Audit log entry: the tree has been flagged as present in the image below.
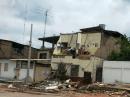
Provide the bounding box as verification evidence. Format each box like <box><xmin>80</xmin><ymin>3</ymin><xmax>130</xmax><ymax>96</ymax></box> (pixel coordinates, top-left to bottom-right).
<box><xmin>108</xmin><ymin>35</ymin><xmax>130</xmax><ymax>61</ymax></box>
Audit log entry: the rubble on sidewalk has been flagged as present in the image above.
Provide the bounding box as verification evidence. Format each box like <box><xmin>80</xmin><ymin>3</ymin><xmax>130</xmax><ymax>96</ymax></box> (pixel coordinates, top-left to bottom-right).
<box><xmin>78</xmin><ymin>82</ymin><xmax>130</xmax><ymax>97</ymax></box>
<box><xmin>28</xmin><ymin>79</ymin><xmax>77</xmax><ymax>93</ymax></box>
<box><xmin>1</xmin><ymin>78</ymin><xmax>130</xmax><ymax>97</ymax></box>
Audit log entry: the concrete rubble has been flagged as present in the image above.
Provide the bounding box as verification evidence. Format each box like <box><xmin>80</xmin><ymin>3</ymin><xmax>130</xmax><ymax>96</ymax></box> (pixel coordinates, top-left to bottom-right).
<box><xmin>78</xmin><ymin>82</ymin><xmax>130</xmax><ymax>97</ymax></box>
<box><xmin>1</xmin><ymin>79</ymin><xmax>130</xmax><ymax>97</ymax></box>
<box><xmin>28</xmin><ymin>79</ymin><xmax>77</xmax><ymax>93</ymax></box>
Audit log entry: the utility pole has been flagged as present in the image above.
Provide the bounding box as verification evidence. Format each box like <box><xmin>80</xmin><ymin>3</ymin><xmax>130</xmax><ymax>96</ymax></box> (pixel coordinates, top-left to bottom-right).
<box><xmin>26</xmin><ymin>24</ymin><xmax>33</xmax><ymax>83</ymax></box>
<box><xmin>42</xmin><ymin>10</ymin><xmax>48</xmax><ymax>48</ymax></box>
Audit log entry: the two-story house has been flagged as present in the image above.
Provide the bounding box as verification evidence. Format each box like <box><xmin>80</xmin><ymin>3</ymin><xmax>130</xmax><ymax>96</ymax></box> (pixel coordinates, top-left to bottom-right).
<box><xmin>51</xmin><ymin>24</ymin><xmax>122</xmax><ymax>83</ymax></box>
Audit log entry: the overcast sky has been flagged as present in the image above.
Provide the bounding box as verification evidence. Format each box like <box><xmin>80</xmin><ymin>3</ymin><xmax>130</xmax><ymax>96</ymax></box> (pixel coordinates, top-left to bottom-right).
<box><xmin>0</xmin><ymin>0</ymin><xmax>130</xmax><ymax>48</ymax></box>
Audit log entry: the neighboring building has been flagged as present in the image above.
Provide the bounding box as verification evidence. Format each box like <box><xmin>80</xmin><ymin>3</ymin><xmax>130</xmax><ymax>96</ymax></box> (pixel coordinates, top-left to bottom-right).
<box><xmin>0</xmin><ymin>39</ymin><xmax>37</xmax><ymax>59</ymax></box>
<box><xmin>0</xmin><ymin>39</ymin><xmax>54</xmax><ymax>82</ymax></box>
<box><xmin>0</xmin><ymin>37</ymin><xmax>59</xmax><ymax>82</ymax></box>
<box><xmin>51</xmin><ymin>24</ymin><xmax>122</xmax><ymax>82</ymax></box>
<box><xmin>0</xmin><ymin>39</ymin><xmax>37</xmax><ymax>81</ymax></box>
<box><xmin>34</xmin><ymin>36</ymin><xmax>59</xmax><ymax>82</ymax></box>
<box><xmin>103</xmin><ymin>61</ymin><xmax>130</xmax><ymax>84</ymax></box>
<box><xmin>34</xmin><ymin>48</ymin><xmax>53</xmax><ymax>82</ymax></box>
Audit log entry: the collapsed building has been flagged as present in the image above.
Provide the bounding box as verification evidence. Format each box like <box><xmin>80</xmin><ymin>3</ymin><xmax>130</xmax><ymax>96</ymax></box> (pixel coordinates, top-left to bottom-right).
<box><xmin>50</xmin><ymin>24</ymin><xmax>122</xmax><ymax>83</ymax></box>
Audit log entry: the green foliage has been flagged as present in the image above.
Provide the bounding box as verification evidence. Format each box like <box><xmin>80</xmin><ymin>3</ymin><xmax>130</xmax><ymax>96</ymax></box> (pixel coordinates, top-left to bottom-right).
<box><xmin>55</xmin><ymin>63</ymin><xmax>68</xmax><ymax>81</ymax></box>
<box><xmin>108</xmin><ymin>35</ymin><xmax>130</xmax><ymax>61</ymax></box>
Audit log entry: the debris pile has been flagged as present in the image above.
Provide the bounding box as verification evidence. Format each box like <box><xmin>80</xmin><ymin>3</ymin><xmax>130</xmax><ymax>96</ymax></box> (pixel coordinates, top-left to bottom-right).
<box><xmin>28</xmin><ymin>79</ymin><xmax>77</xmax><ymax>93</ymax></box>
<box><xmin>78</xmin><ymin>82</ymin><xmax>130</xmax><ymax>97</ymax></box>
<box><xmin>1</xmin><ymin>79</ymin><xmax>130</xmax><ymax>97</ymax></box>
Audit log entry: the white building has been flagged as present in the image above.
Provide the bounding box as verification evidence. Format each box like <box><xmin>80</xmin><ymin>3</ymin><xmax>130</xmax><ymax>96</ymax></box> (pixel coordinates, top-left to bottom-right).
<box><xmin>0</xmin><ymin>59</ymin><xmax>35</xmax><ymax>81</ymax></box>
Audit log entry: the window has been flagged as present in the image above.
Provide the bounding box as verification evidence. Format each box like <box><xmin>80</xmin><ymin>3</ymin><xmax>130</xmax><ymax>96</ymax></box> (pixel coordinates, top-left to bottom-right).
<box><xmin>21</xmin><ymin>61</ymin><xmax>27</xmax><ymax>69</ymax></box>
<box><xmin>39</xmin><ymin>53</ymin><xmax>47</xmax><ymax>59</ymax></box>
<box><xmin>4</xmin><ymin>63</ymin><xmax>8</xmax><ymax>71</ymax></box>
<box><xmin>71</xmin><ymin>65</ymin><xmax>79</xmax><ymax>77</ymax></box>
<box><xmin>16</xmin><ymin>61</ymin><xmax>21</xmax><ymax>69</ymax></box>
<box><xmin>21</xmin><ymin>61</ymin><xmax>34</xmax><ymax>69</ymax></box>
<box><xmin>61</xmin><ymin>42</ymin><xmax>68</xmax><ymax>48</ymax></box>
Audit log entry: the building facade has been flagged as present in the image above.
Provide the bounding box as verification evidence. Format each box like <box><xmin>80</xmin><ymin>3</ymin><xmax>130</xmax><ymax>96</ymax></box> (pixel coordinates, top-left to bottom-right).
<box><xmin>0</xmin><ymin>39</ymin><xmax>38</xmax><ymax>81</ymax></box>
<box><xmin>51</xmin><ymin>25</ymin><xmax>122</xmax><ymax>82</ymax></box>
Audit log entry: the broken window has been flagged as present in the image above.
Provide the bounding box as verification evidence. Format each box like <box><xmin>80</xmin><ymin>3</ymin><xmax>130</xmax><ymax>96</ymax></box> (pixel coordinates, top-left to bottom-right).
<box><xmin>39</xmin><ymin>53</ymin><xmax>47</xmax><ymax>59</ymax></box>
<box><xmin>69</xmin><ymin>48</ymin><xmax>76</xmax><ymax>58</ymax></box>
<box><xmin>4</xmin><ymin>63</ymin><xmax>8</xmax><ymax>71</ymax></box>
<box><xmin>61</xmin><ymin>42</ymin><xmax>68</xmax><ymax>48</ymax></box>
<box><xmin>71</xmin><ymin>65</ymin><xmax>79</xmax><ymax>77</ymax></box>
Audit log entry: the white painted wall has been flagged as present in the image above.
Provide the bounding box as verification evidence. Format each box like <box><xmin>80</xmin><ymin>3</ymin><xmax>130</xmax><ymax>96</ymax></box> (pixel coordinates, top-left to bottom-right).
<box><xmin>103</xmin><ymin>61</ymin><xmax>130</xmax><ymax>84</ymax></box>
<box><xmin>0</xmin><ymin>59</ymin><xmax>16</xmax><ymax>79</ymax></box>
<box><xmin>19</xmin><ymin>68</ymin><xmax>34</xmax><ymax>81</ymax></box>
<box><xmin>0</xmin><ymin>59</ymin><xmax>35</xmax><ymax>81</ymax></box>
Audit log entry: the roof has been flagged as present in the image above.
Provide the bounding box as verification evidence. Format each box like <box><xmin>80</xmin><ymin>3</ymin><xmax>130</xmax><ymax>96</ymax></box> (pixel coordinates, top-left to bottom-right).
<box><xmin>80</xmin><ymin>26</ymin><xmax>123</xmax><ymax>37</ymax></box>
<box><xmin>0</xmin><ymin>39</ymin><xmax>38</xmax><ymax>50</ymax></box>
<box><xmin>10</xmin><ymin>59</ymin><xmax>51</xmax><ymax>61</ymax></box>
<box><xmin>104</xmin><ymin>30</ymin><xmax>122</xmax><ymax>37</ymax></box>
<box><xmin>39</xmin><ymin>36</ymin><xmax>59</xmax><ymax>44</ymax></box>
<box><xmin>80</xmin><ymin>26</ymin><xmax>103</xmax><ymax>32</ymax></box>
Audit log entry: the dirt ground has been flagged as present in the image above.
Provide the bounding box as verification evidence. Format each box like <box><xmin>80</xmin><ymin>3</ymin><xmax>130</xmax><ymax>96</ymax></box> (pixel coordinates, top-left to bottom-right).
<box><xmin>62</xmin><ymin>91</ymin><xmax>119</xmax><ymax>97</ymax></box>
<box><xmin>0</xmin><ymin>85</ymin><xmax>125</xmax><ymax>97</ymax></box>
<box><xmin>0</xmin><ymin>90</ymin><xmax>119</xmax><ymax>97</ymax></box>
<box><xmin>0</xmin><ymin>91</ymin><xmax>61</xmax><ymax>97</ymax></box>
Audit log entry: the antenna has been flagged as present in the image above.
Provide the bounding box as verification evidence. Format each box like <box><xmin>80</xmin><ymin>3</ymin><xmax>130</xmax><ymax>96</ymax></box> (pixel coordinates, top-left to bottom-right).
<box><xmin>42</xmin><ymin>10</ymin><xmax>48</xmax><ymax>48</ymax></box>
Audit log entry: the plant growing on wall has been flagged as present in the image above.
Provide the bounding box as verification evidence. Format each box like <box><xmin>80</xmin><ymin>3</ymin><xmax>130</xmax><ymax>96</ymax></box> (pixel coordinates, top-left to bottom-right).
<box><xmin>55</xmin><ymin>63</ymin><xmax>68</xmax><ymax>81</ymax></box>
<box><xmin>108</xmin><ymin>35</ymin><xmax>130</xmax><ymax>61</ymax></box>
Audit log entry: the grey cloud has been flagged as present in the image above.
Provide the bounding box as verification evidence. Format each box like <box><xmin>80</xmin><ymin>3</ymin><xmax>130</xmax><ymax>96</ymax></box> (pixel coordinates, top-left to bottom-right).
<box><xmin>13</xmin><ymin>0</ymin><xmax>52</xmax><ymax>23</ymax></box>
<box><xmin>0</xmin><ymin>0</ymin><xmax>130</xmax><ymax>48</ymax></box>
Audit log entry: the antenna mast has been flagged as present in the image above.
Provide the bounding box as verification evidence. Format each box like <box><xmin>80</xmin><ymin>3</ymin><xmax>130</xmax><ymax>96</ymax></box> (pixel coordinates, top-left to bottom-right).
<box><xmin>42</xmin><ymin>10</ymin><xmax>48</xmax><ymax>48</ymax></box>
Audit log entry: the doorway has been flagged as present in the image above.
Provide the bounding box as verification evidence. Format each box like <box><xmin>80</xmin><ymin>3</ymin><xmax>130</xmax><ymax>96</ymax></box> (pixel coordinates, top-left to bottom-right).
<box><xmin>84</xmin><ymin>72</ymin><xmax>92</xmax><ymax>84</ymax></box>
<box><xmin>96</xmin><ymin>67</ymin><xmax>102</xmax><ymax>82</ymax></box>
